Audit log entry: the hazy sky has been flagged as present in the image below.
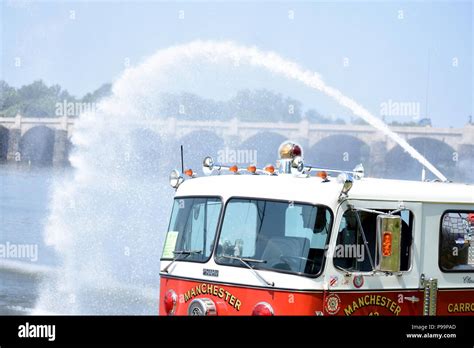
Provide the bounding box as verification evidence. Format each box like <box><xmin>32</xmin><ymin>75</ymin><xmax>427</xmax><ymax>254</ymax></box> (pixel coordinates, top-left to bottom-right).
<box><xmin>1</xmin><ymin>0</ymin><xmax>472</xmax><ymax>127</ymax></box>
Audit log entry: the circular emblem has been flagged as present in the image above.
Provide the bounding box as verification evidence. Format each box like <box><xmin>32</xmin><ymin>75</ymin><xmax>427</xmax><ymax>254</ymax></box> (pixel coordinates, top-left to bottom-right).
<box><xmin>324</xmin><ymin>294</ymin><xmax>341</xmax><ymax>315</ymax></box>
<box><xmin>353</xmin><ymin>275</ymin><xmax>364</xmax><ymax>288</ymax></box>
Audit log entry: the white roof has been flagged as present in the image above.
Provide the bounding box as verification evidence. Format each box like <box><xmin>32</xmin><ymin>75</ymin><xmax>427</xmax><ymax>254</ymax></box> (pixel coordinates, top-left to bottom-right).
<box><xmin>175</xmin><ymin>174</ymin><xmax>474</xmax><ymax>206</ymax></box>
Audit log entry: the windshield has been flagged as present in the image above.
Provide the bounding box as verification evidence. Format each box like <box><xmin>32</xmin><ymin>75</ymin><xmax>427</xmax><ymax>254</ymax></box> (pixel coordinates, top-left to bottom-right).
<box><xmin>161</xmin><ymin>197</ymin><xmax>222</xmax><ymax>262</ymax></box>
<box><xmin>215</xmin><ymin>198</ymin><xmax>333</xmax><ymax>276</ymax></box>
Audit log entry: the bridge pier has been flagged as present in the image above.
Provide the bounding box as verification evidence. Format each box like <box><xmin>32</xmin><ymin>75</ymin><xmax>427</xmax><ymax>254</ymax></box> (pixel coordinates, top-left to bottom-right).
<box><xmin>6</xmin><ymin>129</ymin><xmax>21</xmax><ymax>163</ymax></box>
<box><xmin>53</xmin><ymin>129</ymin><xmax>69</xmax><ymax>166</ymax></box>
<box><xmin>368</xmin><ymin>140</ymin><xmax>388</xmax><ymax>177</ymax></box>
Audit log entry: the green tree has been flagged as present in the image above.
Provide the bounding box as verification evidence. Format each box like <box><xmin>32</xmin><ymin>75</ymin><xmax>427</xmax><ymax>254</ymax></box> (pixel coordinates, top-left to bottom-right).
<box><xmin>0</xmin><ymin>80</ymin><xmax>78</xmax><ymax>117</ymax></box>
<box><xmin>0</xmin><ymin>81</ymin><xmax>19</xmax><ymax>113</ymax></box>
<box><xmin>81</xmin><ymin>83</ymin><xmax>112</xmax><ymax>103</ymax></box>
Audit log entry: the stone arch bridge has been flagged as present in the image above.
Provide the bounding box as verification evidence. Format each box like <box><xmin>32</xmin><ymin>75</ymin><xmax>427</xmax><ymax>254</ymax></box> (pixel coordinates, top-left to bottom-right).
<box><xmin>0</xmin><ymin>115</ymin><xmax>472</xmax><ymax>179</ymax></box>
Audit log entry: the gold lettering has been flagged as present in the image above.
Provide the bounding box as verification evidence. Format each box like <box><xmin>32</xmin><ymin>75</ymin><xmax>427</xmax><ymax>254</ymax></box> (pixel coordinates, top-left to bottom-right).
<box><xmin>352</xmin><ymin>300</ymin><xmax>359</xmax><ymax>311</ymax></box>
<box><xmin>218</xmin><ymin>287</ymin><xmax>225</xmax><ymax>299</ymax></box>
<box><xmin>370</xmin><ymin>295</ymin><xmax>376</xmax><ymax>305</ymax></box>
<box><xmin>394</xmin><ymin>305</ymin><xmax>401</xmax><ymax>316</ymax></box>
<box><xmin>213</xmin><ymin>286</ymin><xmax>219</xmax><ymax>296</ymax></box>
<box><xmin>358</xmin><ymin>297</ymin><xmax>364</xmax><ymax>308</ymax></box>
<box><xmin>364</xmin><ymin>295</ymin><xmax>370</xmax><ymax>306</ymax></box>
<box><xmin>184</xmin><ymin>291</ymin><xmax>191</xmax><ymax>302</ymax></box>
<box><xmin>387</xmin><ymin>297</ymin><xmax>394</xmax><ymax>309</ymax></box>
<box><xmin>235</xmin><ymin>299</ymin><xmax>241</xmax><ymax>311</ymax></box>
<box><xmin>229</xmin><ymin>295</ymin><xmax>236</xmax><ymax>306</ymax></box>
<box><xmin>376</xmin><ymin>296</ymin><xmax>381</xmax><ymax>306</ymax></box>
<box><xmin>344</xmin><ymin>305</ymin><xmax>354</xmax><ymax>316</ymax></box>
<box><xmin>446</xmin><ymin>303</ymin><xmax>474</xmax><ymax>313</ymax></box>
<box><xmin>201</xmin><ymin>284</ymin><xmax>207</xmax><ymax>294</ymax></box>
<box><xmin>196</xmin><ymin>286</ymin><xmax>202</xmax><ymax>296</ymax></box>
<box><xmin>225</xmin><ymin>291</ymin><xmax>231</xmax><ymax>301</ymax></box>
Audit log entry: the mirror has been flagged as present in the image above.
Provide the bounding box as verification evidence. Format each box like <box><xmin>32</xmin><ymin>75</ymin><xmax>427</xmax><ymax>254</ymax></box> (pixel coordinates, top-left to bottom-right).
<box><xmin>375</xmin><ymin>215</ymin><xmax>402</xmax><ymax>272</ymax></box>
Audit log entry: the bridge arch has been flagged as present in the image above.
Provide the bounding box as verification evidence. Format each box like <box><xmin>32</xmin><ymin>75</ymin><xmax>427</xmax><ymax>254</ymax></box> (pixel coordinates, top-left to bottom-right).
<box><xmin>238</xmin><ymin>132</ymin><xmax>288</xmax><ymax>166</ymax></box>
<box><xmin>0</xmin><ymin>126</ymin><xmax>8</xmax><ymax>162</ymax></box>
<box><xmin>19</xmin><ymin>126</ymin><xmax>55</xmax><ymax>166</ymax></box>
<box><xmin>306</xmin><ymin>134</ymin><xmax>370</xmax><ymax>171</ymax></box>
<box><xmin>384</xmin><ymin>137</ymin><xmax>456</xmax><ymax>180</ymax></box>
<box><xmin>177</xmin><ymin>130</ymin><xmax>224</xmax><ymax>172</ymax></box>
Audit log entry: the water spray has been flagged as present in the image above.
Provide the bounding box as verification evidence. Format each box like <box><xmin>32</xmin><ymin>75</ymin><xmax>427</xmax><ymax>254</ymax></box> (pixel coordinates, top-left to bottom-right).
<box><xmin>116</xmin><ymin>41</ymin><xmax>447</xmax><ymax>181</ymax></box>
<box><xmin>37</xmin><ymin>40</ymin><xmax>448</xmax><ymax>315</ymax></box>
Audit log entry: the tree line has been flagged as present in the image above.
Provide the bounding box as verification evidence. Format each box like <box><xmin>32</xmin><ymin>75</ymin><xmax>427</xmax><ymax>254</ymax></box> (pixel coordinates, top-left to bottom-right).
<box><xmin>0</xmin><ymin>80</ymin><xmax>112</xmax><ymax>118</ymax></box>
<box><xmin>0</xmin><ymin>80</ymin><xmax>434</xmax><ymax>126</ymax></box>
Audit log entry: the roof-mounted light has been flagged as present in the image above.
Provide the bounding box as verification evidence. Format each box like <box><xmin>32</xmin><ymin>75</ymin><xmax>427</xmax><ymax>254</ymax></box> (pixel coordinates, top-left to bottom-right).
<box><xmin>279</xmin><ymin>141</ymin><xmax>303</xmax><ymax>174</ymax></box>
<box><xmin>184</xmin><ymin>169</ymin><xmax>195</xmax><ymax>177</ymax></box>
<box><xmin>169</xmin><ymin>169</ymin><xmax>184</xmax><ymax>189</ymax></box>
<box><xmin>203</xmin><ymin>156</ymin><xmax>253</xmax><ymax>175</ymax></box>
<box><xmin>316</xmin><ymin>171</ymin><xmax>328</xmax><ymax>180</ymax></box>
<box><xmin>203</xmin><ymin>156</ymin><xmax>215</xmax><ymax>176</ymax></box>
<box><xmin>264</xmin><ymin>164</ymin><xmax>275</xmax><ymax>175</ymax></box>
<box><xmin>279</xmin><ymin>141</ymin><xmax>303</xmax><ymax>160</ymax></box>
<box><xmin>247</xmin><ymin>165</ymin><xmax>257</xmax><ymax>174</ymax></box>
<box><xmin>229</xmin><ymin>165</ymin><xmax>239</xmax><ymax>174</ymax></box>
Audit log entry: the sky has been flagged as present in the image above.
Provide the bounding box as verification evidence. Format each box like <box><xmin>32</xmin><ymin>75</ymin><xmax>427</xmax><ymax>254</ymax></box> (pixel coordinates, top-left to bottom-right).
<box><xmin>1</xmin><ymin>0</ymin><xmax>472</xmax><ymax>127</ymax></box>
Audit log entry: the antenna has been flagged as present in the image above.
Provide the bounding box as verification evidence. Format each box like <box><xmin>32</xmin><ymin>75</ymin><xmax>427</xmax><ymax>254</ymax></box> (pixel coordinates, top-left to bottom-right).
<box><xmin>424</xmin><ymin>48</ymin><xmax>431</xmax><ymax>124</ymax></box>
<box><xmin>180</xmin><ymin>145</ymin><xmax>184</xmax><ymax>173</ymax></box>
<box><xmin>421</xmin><ymin>48</ymin><xmax>431</xmax><ymax>180</ymax></box>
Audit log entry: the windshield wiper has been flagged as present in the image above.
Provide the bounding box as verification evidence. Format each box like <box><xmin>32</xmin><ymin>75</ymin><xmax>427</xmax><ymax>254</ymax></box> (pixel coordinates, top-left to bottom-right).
<box><xmin>161</xmin><ymin>250</ymin><xmax>202</xmax><ymax>273</ymax></box>
<box><xmin>220</xmin><ymin>255</ymin><xmax>274</xmax><ymax>287</ymax></box>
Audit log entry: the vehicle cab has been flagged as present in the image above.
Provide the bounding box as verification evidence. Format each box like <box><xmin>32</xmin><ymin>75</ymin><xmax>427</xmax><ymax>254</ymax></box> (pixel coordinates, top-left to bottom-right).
<box><xmin>159</xmin><ymin>142</ymin><xmax>474</xmax><ymax>316</ymax></box>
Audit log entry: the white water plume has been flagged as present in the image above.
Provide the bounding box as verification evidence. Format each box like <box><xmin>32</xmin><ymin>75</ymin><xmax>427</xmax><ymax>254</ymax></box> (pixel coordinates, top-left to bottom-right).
<box><xmin>35</xmin><ymin>40</ymin><xmax>447</xmax><ymax>315</ymax></box>
<box><xmin>115</xmin><ymin>40</ymin><xmax>445</xmax><ymax>181</ymax></box>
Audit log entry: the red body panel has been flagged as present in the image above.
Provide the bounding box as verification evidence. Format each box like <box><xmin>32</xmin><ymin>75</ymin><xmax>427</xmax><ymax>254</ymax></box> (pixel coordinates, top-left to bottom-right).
<box><xmin>437</xmin><ymin>289</ymin><xmax>474</xmax><ymax>315</ymax></box>
<box><xmin>160</xmin><ymin>277</ymin><xmax>474</xmax><ymax>315</ymax></box>
<box><xmin>160</xmin><ymin>277</ymin><xmax>322</xmax><ymax>315</ymax></box>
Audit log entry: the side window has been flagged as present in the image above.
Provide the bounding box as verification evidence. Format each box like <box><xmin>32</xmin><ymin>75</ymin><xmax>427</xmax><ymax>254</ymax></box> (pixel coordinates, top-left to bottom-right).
<box><xmin>334</xmin><ymin>209</ymin><xmax>413</xmax><ymax>272</ymax></box>
<box><xmin>439</xmin><ymin>211</ymin><xmax>474</xmax><ymax>272</ymax></box>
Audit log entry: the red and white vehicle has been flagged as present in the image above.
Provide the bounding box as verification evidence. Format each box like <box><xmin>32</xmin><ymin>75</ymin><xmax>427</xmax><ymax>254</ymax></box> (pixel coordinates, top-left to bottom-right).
<box><xmin>159</xmin><ymin>142</ymin><xmax>474</xmax><ymax>316</ymax></box>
